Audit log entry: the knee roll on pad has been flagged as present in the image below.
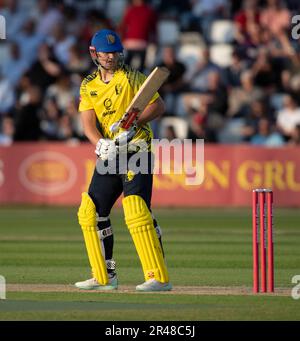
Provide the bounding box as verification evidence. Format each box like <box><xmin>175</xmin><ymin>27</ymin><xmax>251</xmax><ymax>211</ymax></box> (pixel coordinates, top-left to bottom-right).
<box><xmin>78</xmin><ymin>192</ymin><xmax>108</xmax><ymax>285</ymax></box>
<box><xmin>122</xmin><ymin>195</ymin><xmax>169</xmax><ymax>283</ymax></box>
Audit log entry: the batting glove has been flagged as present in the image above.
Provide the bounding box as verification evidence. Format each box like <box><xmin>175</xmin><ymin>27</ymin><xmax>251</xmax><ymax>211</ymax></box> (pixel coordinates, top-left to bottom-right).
<box><xmin>95</xmin><ymin>138</ymin><xmax>117</xmax><ymax>161</ymax></box>
<box><xmin>114</xmin><ymin>124</ymin><xmax>137</xmax><ymax>148</ymax></box>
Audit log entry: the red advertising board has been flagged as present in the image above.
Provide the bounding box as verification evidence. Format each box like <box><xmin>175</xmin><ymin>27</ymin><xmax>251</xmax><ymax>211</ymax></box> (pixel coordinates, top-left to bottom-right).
<box><xmin>0</xmin><ymin>143</ymin><xmax>299</xmax><ymax>207</ymax></box>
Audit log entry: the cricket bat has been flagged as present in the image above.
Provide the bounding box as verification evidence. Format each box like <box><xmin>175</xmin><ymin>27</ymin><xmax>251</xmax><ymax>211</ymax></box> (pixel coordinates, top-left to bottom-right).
<box><xmin>110</xmin><ymin>66</ymin><xmax>170</xmax><ymax>133</ymax></box>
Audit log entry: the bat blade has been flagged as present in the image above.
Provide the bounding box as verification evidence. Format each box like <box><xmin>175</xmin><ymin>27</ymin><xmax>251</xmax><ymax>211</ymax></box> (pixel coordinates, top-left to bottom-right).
<box><xmin>111</xmin><ymin>66</ymin><xmax>170</xmax><ymax>133</ymax></box>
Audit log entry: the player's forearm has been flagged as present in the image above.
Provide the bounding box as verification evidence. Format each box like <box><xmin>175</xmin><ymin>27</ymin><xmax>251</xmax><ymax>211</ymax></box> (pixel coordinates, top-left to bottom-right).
<box><xmin>136</xmin><ymin>97</ymin><xmax>165</xmax><ymax>127</ymax></box>
<box><xmin>81</xmin><ymin>110</ymin><xmax>103</xmax><ymax>145</ymax></box>
<box><xmin>84</xmin><ymin>127</ymin><xmax>102</xmax><ymax>145</ymax></box>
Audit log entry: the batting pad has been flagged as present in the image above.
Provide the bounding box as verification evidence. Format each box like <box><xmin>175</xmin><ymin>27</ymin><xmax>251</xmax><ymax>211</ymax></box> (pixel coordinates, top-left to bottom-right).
<box><xmin>78</xmin><ymin>192</ymin><xmax>108</xmax><ymax>285</ymax></box>
<box><xmin>123</xmin><ymin>195</ymin><xmax>169</xmax><ymax>283</ymax></box>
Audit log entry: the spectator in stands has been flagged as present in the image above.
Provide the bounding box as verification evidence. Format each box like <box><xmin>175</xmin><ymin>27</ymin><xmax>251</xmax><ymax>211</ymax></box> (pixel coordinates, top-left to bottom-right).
<box><xmin>62</xmin><ymin>5</ymin><xmax>82</xmax><ymax>39</ymax></box>
<box><xmin>227</xmin><ymin>70</ymin><xmax>263</xmax><ymax>117</ymax></box>
<box><xmin>206</xmin><ymin>71</ymin><xmax>228</xmax><ymax>117</ymax></box>
<box><xmin>0</xmin><ymin>71</ymin><xmax>15</xmax><ymax>115</ymax></box>
<box><xmin>57</xmin><ymin>114</ymin><xmax>79</xmax><ymax>142</ymax></box>
<box><xmin>40</xmin><ymin>97</ymin><xmax>61</xmax><ymax>140</ymax></box>
<box><xmin>119</xmin><ymin>0</ymin><xmax>157</xmax><ymax>71</ymax></box>
<box><xmin>25</xmin><ymin>43</ymin><xmax>62</xmax><ymax>92</ymax></box>
<box><xmin>276</xmin><ymin>94</ymin><xmax>300</xmax><ymax>140</ymax></box>
<box><xmin>188</xmin><ymin>0</ymin><xmax>229</xmax><ymax>42</ymax></box>
<box><xmin>66</xmin><ymin>45</ymin><xmax>90</xmax><ymax>75</ymax></box>
<box><xmin>288</xmin><ymin>124</ymin><xmax>300</xmax><ymax>145</ymax></box>
<box><xmin>12</xmin><ymin>19</ymin><xmax>44</xmax><ymax>67</ymax></box>
<box><xmin>237</xmin><ymin>22</ymin><xmax>263</xmax><ymax>61</ymax></box>
<box><xmin>159</xmin><ymin>46</ymin><xmax>187</xmax><ymax>115</ymax></box>
<box><xmin>272</xmin><ymin>29</ymin><xmax>296</xmax><ymax>61</ymax></box>
<box><xmin>242</xmin><ymin>99</ymin><xmax>271</xmax><ymax>141</ymax></box>
<box><xmin>234</xmin><ymin>0</ymin><xmax>260</xmax><ymax>45</ymax></box>
<box><xmin>223</xmin><ymin>49</ymin><xmax>249</xmax><ymax>88</ymax></box>
<box><xmin>260</xmin><ymin>0</ymin><xmax>291</xmax><ymax>36</ymax></box>
<box><xmin>258</xmin><ymin>30</ymin><xmax>294</xmax><ymax>91</ymax></box>
<box><xmin>0</xmin><ymin>117</ymin><xmax>14</xmax><ymax>146</ymax></box>
<box><xmin>65</xmin><ymin>99</ymin><xmax>84</xmax><ymax>140</ymax></box>
<box><xmin>0</xmin><ymin>0</ymin><xmax>27</xmax><ymax>39</ymax></box>
<box><xmin>251</xmin><ymin>49</ymin><xmax>277</xmax><ymax>93</ymax></box>
<box><xmin>183</xmin><ymin>71</ymin><xmax>227</xmax><ymax>141</ymax></box>
<box><xmin>250</xmin><ymin>117</ymin><xmax>284</xmax><ymax>146</ymax></box>
<box><xmin>33</xmin><ymin>0</ymin><xmax>63</xmax><ymax>37</ymax></box>
<box><xmin>274</xmin><ymin>34</ymin><xmax>300</xmax><ymax>93</ymax></box>
<box><xmin>14</xmin><ymin>86</ymin><xmax>42</xmax><ymax>141</ymax></box>
<box><xmin>47</xmin><ymin>22</ymin><xmax>76</xmax><ymax>66</ymax></box>
<box><xmin>45</xmin><ymin>71</ymin><xmax>76</xmax><ymax>112</ymax></box>
<box><xmin>186</xmin><ymin>96</ymin><xmax>215</xmax><ymax>141</ymax></box>
<box><xmin>159</xmin><ymin>46</ymin><xmax>186</xmax><ymax>94</ymax></box>
<box><xmin>14</xmin><ymin>75</ymin><xmax>33</xmax><ymax>110</ymax></box>
<box><xmin>1</xmin><ymin>42</ymin><xmax>29</xmax><ymax>86</ymax></box>
<box><xmin>264</xmin><ymin>29</ymin><xmax>298</xmax><ymax>83</ymax></box>
<box><xmin>185</xmin><ymin>49</ymin><xmax>220</xmax><ymax>92</ymax></box>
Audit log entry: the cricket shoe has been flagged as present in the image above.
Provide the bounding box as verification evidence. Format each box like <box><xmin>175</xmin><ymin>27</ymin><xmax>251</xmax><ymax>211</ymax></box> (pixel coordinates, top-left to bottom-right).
<box><xmin>136</xmin><ymin>279</ymin><xmax>172</xmax><ymax>292</ymax></box>
<box><xmin>74</xmin><ymin>275</ymin><xmax>118</xmax><ymax>290</ymax></box>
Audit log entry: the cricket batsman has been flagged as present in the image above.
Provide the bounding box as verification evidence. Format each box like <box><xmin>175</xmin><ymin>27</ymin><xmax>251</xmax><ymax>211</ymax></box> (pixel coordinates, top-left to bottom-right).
<box><xmin>75</xmin><ymin>29</ymin><xmax>172</xmax><ymax>292</ymax></box>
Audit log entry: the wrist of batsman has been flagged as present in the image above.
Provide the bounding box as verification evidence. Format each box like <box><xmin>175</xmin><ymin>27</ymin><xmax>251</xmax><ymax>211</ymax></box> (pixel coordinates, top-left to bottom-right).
<box><xmin>114</xmin><ymin>125</ymin><xmax>137</xmax><ymax>146</ymax></box>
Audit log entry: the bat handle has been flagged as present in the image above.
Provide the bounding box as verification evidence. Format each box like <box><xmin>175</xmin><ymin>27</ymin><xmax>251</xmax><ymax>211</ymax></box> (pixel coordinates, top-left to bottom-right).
<box><xmin>110</xmin><ymin>121</ymin><xmax>121</xmax><ymax>133</ymax></box>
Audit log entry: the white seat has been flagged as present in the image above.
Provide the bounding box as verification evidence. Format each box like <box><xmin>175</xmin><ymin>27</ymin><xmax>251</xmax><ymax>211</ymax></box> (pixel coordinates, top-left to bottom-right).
<box><xmin>157</xmin><ymin>19</ymin><xmax>180</xmax><ymax>45</ymax></box>
<box><xmin>210</xmin><ymin>20</ymin><xmax>235</xmax><ymax>44</ymax></box>
<box><xmin>145</xmin><ymin>43</ymin><xmax>158</xmax><ymax>69</ymax></box>
<box><xmin>177</xmin><ymin>44</ymin><xmax>203</xmax><ymax>72</ymax></box>
<box><xmin>179</xmin><ymin>32</ymin><xmax>204</xmax><ymax>46</ymax></box>
<box><xmin>159</xmin><ymin>117</ymin><xmax>189</xmax><ymax>139</ymax></box>
<box><xmin>0</xmin><ymin>15</ymin><xmax>6</xmax><ymax>40</ymax></box>
<box><xmin>209</xmin><ymin>44</ymin><xmax>233</xmax><ymax>67</ymax></box>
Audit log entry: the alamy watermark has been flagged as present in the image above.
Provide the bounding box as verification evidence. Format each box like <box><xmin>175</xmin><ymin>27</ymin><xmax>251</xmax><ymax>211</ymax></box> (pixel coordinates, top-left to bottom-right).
<box><xmin>96</xmin><ymin>139</ymin><xmax>204</xmax><ymax>186</ymax></box>
<box><xmin>0</xmin><ymin>275</ymin><xmax>6</xmax><ymax>299</ymax></box>
<box><xmin>292</xmin><ymin>15</ymin><xmax>300</xmax><ymax>39</ymax></box>
<box><xmin>0</xmin><ymin>15</ymin><xmax>6</xmax><ymax>40</ymax></box>
<box><xmin>291</xmin><ymin>275</ymin><xmax>300</xmax><ymax>300</ymax></box>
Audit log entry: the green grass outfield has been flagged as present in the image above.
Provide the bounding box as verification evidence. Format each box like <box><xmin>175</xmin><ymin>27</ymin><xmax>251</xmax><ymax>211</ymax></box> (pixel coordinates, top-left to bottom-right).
<box><xmin>0</xmin><ymin>206</ymin><xmax>300</xmax><ymax>321</ymax></box>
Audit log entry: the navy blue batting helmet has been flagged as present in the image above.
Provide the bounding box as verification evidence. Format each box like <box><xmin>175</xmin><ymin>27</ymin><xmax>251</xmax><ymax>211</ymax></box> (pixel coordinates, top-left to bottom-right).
<box><xmin>90</xmin><ymin>29</ymin><xmax>123</xmax><ymax>53</ymax></box>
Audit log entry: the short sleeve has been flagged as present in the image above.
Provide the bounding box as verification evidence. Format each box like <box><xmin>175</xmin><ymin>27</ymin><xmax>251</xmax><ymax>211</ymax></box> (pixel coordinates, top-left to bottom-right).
<box><xmin>78</xmin><ymin>81</ymin><xmax>94</xmax><ymax>112</ymax></box>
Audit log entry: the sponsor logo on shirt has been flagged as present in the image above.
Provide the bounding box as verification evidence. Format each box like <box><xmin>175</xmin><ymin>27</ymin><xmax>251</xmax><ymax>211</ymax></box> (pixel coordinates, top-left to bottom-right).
<box><xmin>90</xmin><ymin>91</ymin><xmax>98</xmax><ymax>97</ymax></box>
<box><xmin>103</xmin><ymin>98</ymin><xmax>116</xmax><ymax>117</ymax></box>
<box><xmin>104</xmin><ymin>98</ymin><xmax>112</xmax><ymax>109</ymax></box>
<box><xmin>115</xmin><ymin>84</ymin><xmax>122</xmax><ymax>95</ymax></box>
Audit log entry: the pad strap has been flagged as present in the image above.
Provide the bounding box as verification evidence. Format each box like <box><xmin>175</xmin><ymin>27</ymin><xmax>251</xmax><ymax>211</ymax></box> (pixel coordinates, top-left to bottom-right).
<box><xmin>98</xmin><ymin>226</ymin><xmax>113</xmax><ymax>240</ymax></box>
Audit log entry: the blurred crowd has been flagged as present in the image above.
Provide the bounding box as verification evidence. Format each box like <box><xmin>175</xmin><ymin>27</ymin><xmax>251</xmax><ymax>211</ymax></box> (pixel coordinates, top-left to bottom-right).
<box><xmin>1</xmin><ymin>0</ymin><xmax>300</xmax><ymax>146</ymax></box>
